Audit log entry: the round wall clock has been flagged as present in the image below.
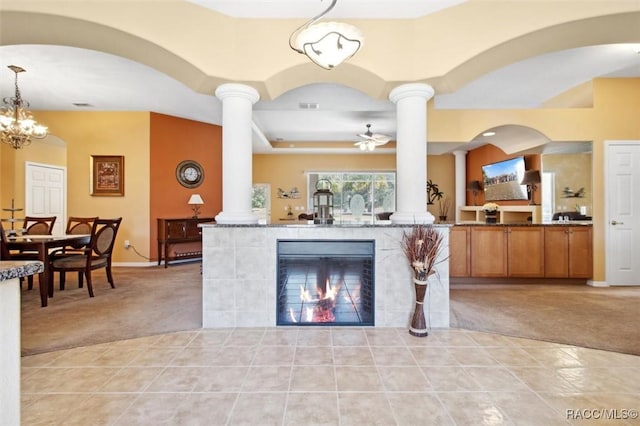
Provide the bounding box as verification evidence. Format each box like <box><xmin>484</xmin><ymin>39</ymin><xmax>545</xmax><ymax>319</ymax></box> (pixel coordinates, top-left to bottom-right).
<box><xmin>176</xmin><ymin>160</ymin><xmax>204</xmax><ymax>188</ymax></box>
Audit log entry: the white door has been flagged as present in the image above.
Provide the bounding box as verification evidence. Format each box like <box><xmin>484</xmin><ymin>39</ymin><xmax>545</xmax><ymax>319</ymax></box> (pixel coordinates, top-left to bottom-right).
<box><xmin>605</xmin><ymin>141</ymin><xmax>640</xmax><ymax>286</ymax></box>
<box><xmin>25</xmin><ymin>162</ymin><xmax>66</xmax><ymax>236</ymax></box>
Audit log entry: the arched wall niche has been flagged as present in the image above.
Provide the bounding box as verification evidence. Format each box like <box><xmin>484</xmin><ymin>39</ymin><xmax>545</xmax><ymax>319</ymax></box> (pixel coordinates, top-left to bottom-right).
<box><xmin>464</xmin><ymin>124</ymin><xmax>592</xmax><ymax>213</ymax></box>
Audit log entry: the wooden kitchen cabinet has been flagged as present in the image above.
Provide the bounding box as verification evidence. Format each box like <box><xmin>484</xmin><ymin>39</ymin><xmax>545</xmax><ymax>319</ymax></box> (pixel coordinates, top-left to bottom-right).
<box><xmin>544</xmin><ymin>226</ymin><xmax>592</xmax><ymax>278</ymax></box>
<box><xmin>456</xmin><ymin>224</ymin><xmax>592</xmax><ymax>281</ymax></box>
<box><xmin>450</xmin><ymin>226</ymin><xmax>471</xmax><ymax>277</ymax></box>
<box><xmin>470</xmin><ymin>226</ymin><xmax>508</xmax><ymax>277</ymax></box>
<box><xmin>469</xmin><ymin>226</ymin><xmax>544</xmax><ymax>278</ymax></box>
<box><xmin>506</xmin><ymin>227</ymin><xmax>544</xmax><ymax>277</ymax></box>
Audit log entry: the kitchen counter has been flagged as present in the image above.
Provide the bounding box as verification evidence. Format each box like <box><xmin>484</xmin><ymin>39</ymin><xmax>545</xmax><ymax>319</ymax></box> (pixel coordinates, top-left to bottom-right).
<box><xmin>0</xmin><ymin>260</ymin><xmax>44</xmax><ymax>281</ymax></box>
<box><xmin>454</xmin><ymin>221</ymin><xmax>593</xmax><ymax>226</ymax></box>
<box><xmin>1</xmin><ymin>260</ymin><xmax>43</xmax><ymax>426</ymax></box>
<box><xmin>202</xmin><ymin>221</ymin><xmax>452</xmax><ymax>228</ymax></box>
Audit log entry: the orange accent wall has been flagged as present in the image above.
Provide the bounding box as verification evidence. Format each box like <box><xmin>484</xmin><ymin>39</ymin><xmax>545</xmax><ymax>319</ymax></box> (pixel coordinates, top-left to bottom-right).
<box><xmin>149</xmin><ymin>113</ymin><xmax>222</xmax><ymax>261</ymax></box>
<box><xmin>466</xmin><ymin>144</ymin><xmax>541</xmax><ymax>206</ymax></box>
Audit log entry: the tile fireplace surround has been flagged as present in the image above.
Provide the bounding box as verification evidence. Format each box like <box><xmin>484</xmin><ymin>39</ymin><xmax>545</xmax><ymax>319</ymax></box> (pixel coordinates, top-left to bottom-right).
<box><xmin>201</xmin><ymin>224</ymin><xmax>450</xmax><ymax>329</ymax></box>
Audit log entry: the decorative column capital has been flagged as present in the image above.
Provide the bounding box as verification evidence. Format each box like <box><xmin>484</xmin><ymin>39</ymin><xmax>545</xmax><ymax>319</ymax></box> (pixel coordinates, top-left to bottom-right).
<box><xmin>452</xmin><ymin>150</ymin><xmax>468</xmax><ymax>157</ymax></box>
<box><xmin>389</xmin><ymin>83</ymin><xmax>435</xmax><ymax>104</ymax></box>
<box><xmin>215</xmin><ymin>83</ymin><xmax>260</xmax><ymax>104</ymax></box>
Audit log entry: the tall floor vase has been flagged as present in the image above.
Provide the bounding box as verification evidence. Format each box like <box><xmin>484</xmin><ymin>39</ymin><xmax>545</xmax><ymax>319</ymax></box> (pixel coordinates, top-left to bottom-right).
<box><xmin>409</xmin><ymin>273</ymin><xmax>432</xmax><ymax>337</ymax></box>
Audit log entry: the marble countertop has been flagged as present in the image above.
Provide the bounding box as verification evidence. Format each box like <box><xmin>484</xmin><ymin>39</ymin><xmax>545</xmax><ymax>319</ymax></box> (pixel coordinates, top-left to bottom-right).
<box><xmin>201</xmin><ymin>221</ymin><xmax>452</xmax><ymax>228</ymax></box>
<box><xmin>0</xmin><ymin>261</ymin><xmax>44</xmax><ymax>282</ymax></box>
<box><xmin>201</xmin><ymin>221</ymin><xmax>592</xmax><ymax>228</ymax></box>
<box><xmin>454</xmin><ymin>221</ymin><xmax>593</xmax><ymax>226</ymax></box>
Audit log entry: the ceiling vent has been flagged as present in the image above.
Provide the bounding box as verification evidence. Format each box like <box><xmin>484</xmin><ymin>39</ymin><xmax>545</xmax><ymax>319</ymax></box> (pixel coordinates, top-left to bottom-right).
<box><xmin>299</xmin><ymin>102</ymin><xmax>319</xmax><ymax>110</ymax></box>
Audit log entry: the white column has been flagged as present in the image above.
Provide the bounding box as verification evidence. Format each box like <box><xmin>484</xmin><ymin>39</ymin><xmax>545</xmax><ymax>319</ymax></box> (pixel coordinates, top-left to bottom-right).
<box><xmin>214</xmin><ymin>84</ymin><xmax>260</xmax><ymax>224</ymax></box>
<box><xmin>388</xmin><ymin>83</ymin><xmax>435</xmax><ymax>224</ymax></box>
<box><xmin>453</xmin><ymin>150</ymin><xmax>467</xmax><ymax>222</ymax></box>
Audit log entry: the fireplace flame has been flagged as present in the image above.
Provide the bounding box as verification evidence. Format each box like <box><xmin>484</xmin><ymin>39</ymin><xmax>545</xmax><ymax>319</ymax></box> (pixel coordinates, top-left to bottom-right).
<box><xmin>300</xmin><ymin>285</ymin><xmax>312</xmax><ymax>302</ymax></box>
<box><xmin>297</xmin><ymin>279</ymin><xmax>340</xmax><ymax>322</ymax></box>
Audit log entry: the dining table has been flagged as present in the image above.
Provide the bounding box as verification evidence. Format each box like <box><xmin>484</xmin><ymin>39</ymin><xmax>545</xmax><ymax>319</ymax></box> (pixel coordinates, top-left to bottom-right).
<box><xmin>6</xmin><ymin>234</ymin><xmax>91</xmax><ymax>307</ymax></box>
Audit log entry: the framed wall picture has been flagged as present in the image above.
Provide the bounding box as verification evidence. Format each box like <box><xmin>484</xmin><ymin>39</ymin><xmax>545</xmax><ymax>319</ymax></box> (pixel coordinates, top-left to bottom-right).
<box><xmin>91</xmin><ymin>155</ymin><xmax>124</xmax><ymax>196</ymax></box>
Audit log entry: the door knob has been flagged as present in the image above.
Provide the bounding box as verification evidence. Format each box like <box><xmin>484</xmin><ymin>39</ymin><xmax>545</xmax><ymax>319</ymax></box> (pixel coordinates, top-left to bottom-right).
<box><xmin>611</xmin><ymin>220</ymin><xmax>624</xmax><ymax>225</ymax></box>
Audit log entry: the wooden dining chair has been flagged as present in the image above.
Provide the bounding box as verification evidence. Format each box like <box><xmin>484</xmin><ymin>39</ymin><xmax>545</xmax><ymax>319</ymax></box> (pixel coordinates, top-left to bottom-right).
<box><xmin>0</xmin><ymin>221</ymin><xmax>11</xmax><ymax>260</ymax></box>
<box><xmin>54</xmin><ymin>216</ymin><xmax>98</xmax><ymax>290</ymax></box>
<box><xmin>66</xmin><ymin>216</ymin><xmax>97</xmax><ymax>235</ymax></box>
<box><xmin>1</xmin><ymin>221</ymin><xmax>33</xmax><ymax>290</ymax></box>
<box><xmin>11</xmin><ymin>216</ymin><xmax>57</xmax><ymax>289</ymax></box>
<box><xmin>22</xmin><ymin>216</ymin><xmax>57</xmax><ymax>235</ymax></box>
<box><xmin>48</xmin><ymin>217</ymin><xmax>122</xmax><ymax>297</ymax></box>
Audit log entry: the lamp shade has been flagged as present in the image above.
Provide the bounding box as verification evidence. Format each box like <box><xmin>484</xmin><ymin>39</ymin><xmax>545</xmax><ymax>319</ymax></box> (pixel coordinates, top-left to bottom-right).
<box><xmin>188</xmin><ymin>194</ymin><xmax>204</xmax><ymax>205</ymax></box>
<box><xmin>520</xmin><ymin>170</ymin><xmax>541</xmax><ymax>185</ymax></box>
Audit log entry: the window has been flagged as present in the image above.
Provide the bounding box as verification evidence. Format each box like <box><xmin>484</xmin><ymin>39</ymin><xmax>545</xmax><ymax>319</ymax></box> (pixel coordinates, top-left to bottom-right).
<box><xmin>251</xmin><ymin>184</ymin><xmax>270</xmax><ymax>224</ymax></box>
<box><xmin>307</xmin><ymin>172</ymin><xmax>395</xmax><ymax>224</ymax></box>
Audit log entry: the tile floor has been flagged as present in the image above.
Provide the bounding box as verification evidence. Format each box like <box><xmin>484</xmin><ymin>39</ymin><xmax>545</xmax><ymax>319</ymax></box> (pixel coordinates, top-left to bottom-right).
<box><xmin>21</xmin><ymin>328</ymin><xmax>640</xmax><ymax>425</ymax></box>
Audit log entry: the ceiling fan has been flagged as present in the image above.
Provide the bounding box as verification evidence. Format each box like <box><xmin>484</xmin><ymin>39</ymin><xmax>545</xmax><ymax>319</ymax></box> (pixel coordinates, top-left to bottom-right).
<box><xmin>354</xmin><ymin>124</ymin><xmax>391</xmax><ymax>151</ymax></box>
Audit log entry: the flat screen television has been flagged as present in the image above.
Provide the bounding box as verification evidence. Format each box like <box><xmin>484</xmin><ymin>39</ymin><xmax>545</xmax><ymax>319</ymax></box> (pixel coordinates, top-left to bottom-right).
<box><xmin>481</xmin><ymin>156</ymin><xmax>528</xmax><ymax>201</ymax></box>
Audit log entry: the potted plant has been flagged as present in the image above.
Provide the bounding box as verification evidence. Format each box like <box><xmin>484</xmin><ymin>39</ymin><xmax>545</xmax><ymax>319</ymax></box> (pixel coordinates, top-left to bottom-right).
<box><xmin>438</xmin><ymin>197</ymin><xmax>451</xmax><ymax>222</ymax></box>
<box><xmin>426</xmin><ymin>179</ymin><xmax>444</xmax><ymax>205</ymax></box>
<box><xmin>482</xmin><ymin>202</ymin><xmax>499</xmax><ymax>223</ymax></box>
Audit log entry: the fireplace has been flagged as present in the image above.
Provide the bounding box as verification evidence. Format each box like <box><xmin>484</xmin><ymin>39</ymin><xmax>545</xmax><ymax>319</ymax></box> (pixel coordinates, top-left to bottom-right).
<box><xmin>277</xmin><ymin>240</ymin><xmax>374</xmax><ymax>326</ymax></box>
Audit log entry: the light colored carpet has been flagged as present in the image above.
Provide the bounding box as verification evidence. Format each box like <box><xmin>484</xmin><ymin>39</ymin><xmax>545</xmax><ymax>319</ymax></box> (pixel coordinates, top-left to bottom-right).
<box><xmin>21</xmin><ymin>264</ymin><xmax>640</xmax><ymax>356</ymax></box>
<box><xmin>450</xmin><ymin>283</ymin><xmax>640</xmax><ymax>356</ymax></box>
<box><xmin>20</xmin><ymin>262</ymin><xmax>202</xmax><ymax>356</ymax></box>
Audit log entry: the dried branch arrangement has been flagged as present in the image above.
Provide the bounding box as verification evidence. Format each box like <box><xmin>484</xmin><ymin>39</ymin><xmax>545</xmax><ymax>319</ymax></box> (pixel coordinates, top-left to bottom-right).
<box><xmin>401</xmin><ymin>225</ymin><xmax>446</xmax><ymax>281</ymax></box>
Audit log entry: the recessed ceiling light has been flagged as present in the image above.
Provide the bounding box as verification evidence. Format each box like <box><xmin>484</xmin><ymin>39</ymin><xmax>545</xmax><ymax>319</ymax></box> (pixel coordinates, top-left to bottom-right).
<box><xmin>483</xmin><ymin>131</ymin><xmax>496</xmax><ymax>137</ymax></box>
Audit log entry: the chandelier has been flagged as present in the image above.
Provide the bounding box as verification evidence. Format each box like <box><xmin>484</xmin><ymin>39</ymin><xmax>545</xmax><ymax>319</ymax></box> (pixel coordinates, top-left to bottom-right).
<box><xmin>289</xmin><ymin>0</ymin><xmax>363</xmax><ymax>70</ymax></box>
<box><xmin>0</xmin><ymin>65</ymin><xmax>48</xmax><ymax>149</ymax></box>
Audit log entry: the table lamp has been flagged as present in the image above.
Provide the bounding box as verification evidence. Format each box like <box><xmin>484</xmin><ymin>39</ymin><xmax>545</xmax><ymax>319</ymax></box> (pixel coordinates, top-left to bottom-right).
<box><xmin>188</xmin><ymin>194</ymin><xmax>204</xmax><ymax>218</ymax></box>
<box><xmin>520</xmin><ymin>170</ymin><xmax>541</xmax><ymax>205</ymax></box>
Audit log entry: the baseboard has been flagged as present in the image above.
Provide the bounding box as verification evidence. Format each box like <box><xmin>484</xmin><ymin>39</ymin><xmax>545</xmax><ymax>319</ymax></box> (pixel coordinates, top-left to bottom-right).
<box><xmin>113</xmin><ymin>258</ymin><xmax>202</xmax><ymax>268</ymax></box>
<box><xmin>587</xmin><ymin>280</ymin><xmax>609</xmax><ymax>287</ymax></box>
<box><xmin>450</xmin><ymin>277</ymin><xmax>588</xmax><ymax>286</ymax></box>
<box><xmin>112</xmin><ymin>261</ymin><xmax>156</xmax><ymax>267</ymax></box>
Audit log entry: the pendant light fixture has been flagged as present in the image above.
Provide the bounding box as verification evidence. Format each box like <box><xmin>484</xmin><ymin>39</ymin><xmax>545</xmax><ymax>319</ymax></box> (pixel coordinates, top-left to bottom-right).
<box><xmin>289</xmin><ymin>0</ymin><xmax>363</xmax><ymax>70</ymax></box>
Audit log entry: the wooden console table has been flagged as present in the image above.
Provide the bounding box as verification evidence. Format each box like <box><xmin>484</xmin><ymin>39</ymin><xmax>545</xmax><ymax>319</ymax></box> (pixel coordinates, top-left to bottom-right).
<box><xmin>157</xmin><ymin>217</ymin><xmax>215</xmax><ymax>268</ymax></box>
